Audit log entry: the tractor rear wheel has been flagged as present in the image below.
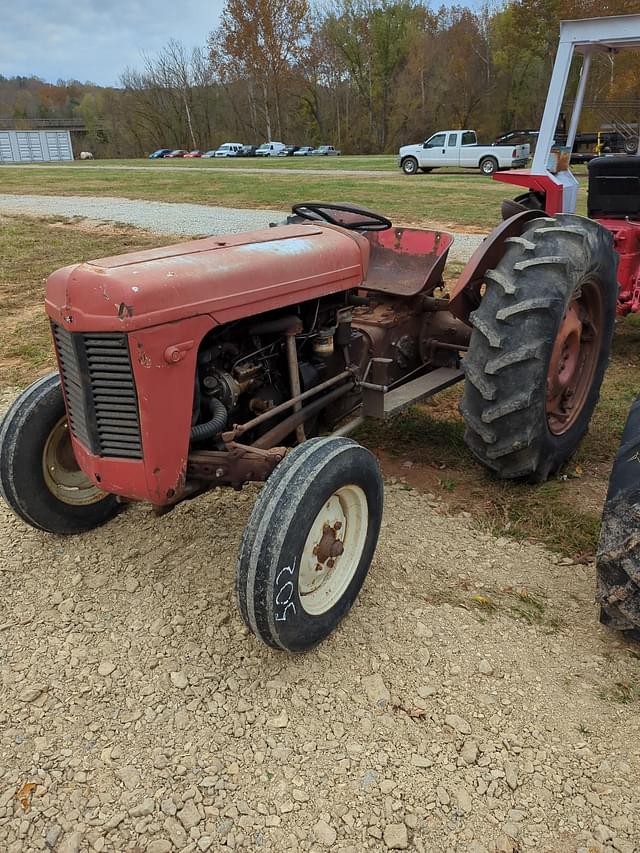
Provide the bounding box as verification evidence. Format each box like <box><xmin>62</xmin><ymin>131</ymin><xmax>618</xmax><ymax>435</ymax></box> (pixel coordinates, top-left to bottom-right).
<box><xmin>596</xmin><ymin>396</ymin><xmax>640</xmax><ymax>636</ymax></box>
<box><xmin>0</xmin><ymin>373</ymin><xmax>119</xmax><ymax>534</ymax></box>
<box><xmin>236</xmin><ymin>437</ymin><xmax>383</xmax><ymax>652</ymax></box>
<box><xmin>460</xmin><ymin>214</ymin><xmax>618</xmax><ymax>481</ymax></box>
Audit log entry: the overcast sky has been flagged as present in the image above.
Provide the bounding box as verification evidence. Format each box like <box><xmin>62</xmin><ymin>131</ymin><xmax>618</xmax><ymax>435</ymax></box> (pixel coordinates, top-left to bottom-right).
<box><xmin>1</xmin><ymin>0</ymin><xmax>226</xmax><ymax>86</ymax></box>
<box><xmin>2</xmin><ymin>0</ymin><xmax>486</xmax><ymax>88</ymax></box>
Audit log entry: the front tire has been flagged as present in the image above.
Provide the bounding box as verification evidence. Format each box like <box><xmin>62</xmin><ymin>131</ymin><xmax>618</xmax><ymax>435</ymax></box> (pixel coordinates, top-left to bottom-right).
<box><xmin>460</xmin><ymin>214</ymin><xmax>618</xmax><ymax>481</ymax></box>
<box><xmin>236</xmin><ymin>437</ymin><xmax>383</xmax><ymax>652</ymax></box>
<box><xmin>596</xmin><ymin>396</ymin><xmax>640</xmax><ymax>636</ymax></box>
<box><xmin>480</xmin><ymin>157</ymin><xmax>498</xmax><ymax>176</ymax></box>
<box><xmin>0</xmin><ymin>373</ymin><xmax>119</xmax><ymax>534</ymax></box>
<box><xmin>402</xmin><ymin>157</ymin><xmax>419</xmax><ymax>175</ymax></box>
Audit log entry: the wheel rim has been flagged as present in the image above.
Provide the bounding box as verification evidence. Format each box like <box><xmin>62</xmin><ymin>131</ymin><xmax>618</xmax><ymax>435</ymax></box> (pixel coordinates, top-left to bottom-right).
<box><xmin>298</xmin><ymin>485</ymin><xmax>368</xmax><ymax>616</ymax></box>
<box><xmin>482</xmin><ymin>161</ymin><xmax>493</xmax><ymax>174</ymax></box>
<box><xmin>404</xmin><ymin>160</ymin><xmax>416</xmax><ymax>174</ymax></box>
<box><xmin>546</xmin><ymin>279</ymin><xmax>603</xmax><ymax>435</ymax></box>
<box><xmin>42</xmin><ymin>416</ymin><xmax>107</xmax><ymax>506</ymax></box>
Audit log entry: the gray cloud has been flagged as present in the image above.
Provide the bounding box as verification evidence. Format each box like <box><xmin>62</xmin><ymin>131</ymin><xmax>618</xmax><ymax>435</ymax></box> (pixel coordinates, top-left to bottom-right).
<box><xmin>0</xmin><ymin>0</ymin><xmax>225</xmax><ymax>86</ymax></box>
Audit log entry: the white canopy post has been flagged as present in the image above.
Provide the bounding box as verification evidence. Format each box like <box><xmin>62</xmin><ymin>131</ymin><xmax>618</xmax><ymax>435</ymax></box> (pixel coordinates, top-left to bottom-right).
<box><xmin>532</xmin><ymin>14</ymin><xmax>640</xmax><ymax>176</ymax></box>
<box><xmin>566</xmin><ymin>50</ymin><xmax>593</xmax><ymax>151</ymax></box>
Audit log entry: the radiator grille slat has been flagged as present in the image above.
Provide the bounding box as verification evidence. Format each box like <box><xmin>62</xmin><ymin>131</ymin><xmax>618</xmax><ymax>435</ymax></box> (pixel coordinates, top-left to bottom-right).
<box><xmin>52</xmin><ymin>324</ymin><xmax>143</xmax><ymax>459</ymax></box>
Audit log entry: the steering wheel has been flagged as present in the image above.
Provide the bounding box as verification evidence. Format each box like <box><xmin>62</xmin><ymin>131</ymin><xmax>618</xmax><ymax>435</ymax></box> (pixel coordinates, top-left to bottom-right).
<box><xmin>291</xmin><ymin>202</ymin><xmax>392</xmax><ymax>232</ymax></box>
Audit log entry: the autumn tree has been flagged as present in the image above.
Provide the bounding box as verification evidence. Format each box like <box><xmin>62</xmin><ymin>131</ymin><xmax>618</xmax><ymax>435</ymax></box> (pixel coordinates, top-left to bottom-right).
<box><xmin>208</xmin><ymin>0</ymin><xmax>311</xmax><ymax>141</ymax></box>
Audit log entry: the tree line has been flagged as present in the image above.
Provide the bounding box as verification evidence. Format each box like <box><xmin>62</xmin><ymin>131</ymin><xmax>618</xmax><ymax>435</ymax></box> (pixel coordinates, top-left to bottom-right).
<box><xmin>1</xmin><ymin>0</ymin><xmax>639</xmax><ymax>157</ymax></box>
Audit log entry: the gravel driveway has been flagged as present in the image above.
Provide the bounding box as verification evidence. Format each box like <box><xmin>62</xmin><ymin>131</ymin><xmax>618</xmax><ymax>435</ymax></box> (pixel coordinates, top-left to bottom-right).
<box><xmin>0</xmin><ymin>194</ymin><xmax>484</xmax><ymax>262</ymax></box>
<box><xmin>0</xmin><ymin>384</ymin><xmax>639</xmax><ymax>853</ymax></box>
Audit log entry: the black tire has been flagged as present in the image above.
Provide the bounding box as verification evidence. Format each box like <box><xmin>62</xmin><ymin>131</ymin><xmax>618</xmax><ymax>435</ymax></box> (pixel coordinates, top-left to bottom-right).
<box><xmin>596</xmin><ymin>396</ymin><xmax>640</xmax><ymax>636</ymax></box>
<box><xmin>623</xmin><ymin>137</ymin><xmax>639</xmax><ymax>155</ymax></box>
<box><xmin>479</xmin><ymin>157</ymin><xmax>498</xmax><ymax>176</ymax></box>
<box><xmin>460</xmin><ymin>214</ymin><xmax>618</xmax><ymax>482</ymax></box>
<box><xmin>236</xmin><ymin>437</ymin><xmax>383</xmax><ymax>652</ymax></box>
<box><xmin>402</xmin><ymin>157</ymin><xmax>419</xmax><ymax>175</ymax></box>
<box><xmin>0</xmin><ymin>373</ymin><xmax>119</xmax><ymax>534</ymax></box>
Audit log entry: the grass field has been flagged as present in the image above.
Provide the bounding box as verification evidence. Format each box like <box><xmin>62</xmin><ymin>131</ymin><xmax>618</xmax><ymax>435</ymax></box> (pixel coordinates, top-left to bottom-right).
<box><xmin>1</xmin><ymin>213</ymin><xmax>636</xmax><ymax>561</ymax></box>
<box><xmin>0</xmin><ymin>159</ymin><xmax>590</xmax><ymax>230</ymax></box>
<box><xmin>55</xmin><ymin>155</ymin><xmax>401</xmax><ymax>171</ymax></box>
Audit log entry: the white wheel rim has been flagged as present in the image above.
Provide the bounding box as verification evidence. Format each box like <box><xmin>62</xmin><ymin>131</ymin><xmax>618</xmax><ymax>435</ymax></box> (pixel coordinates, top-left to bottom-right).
<box><xmin>42</xmin><ymin>416</ymin><xmax>107</xmax><ymax>506</ymax></box>
<box><xmin>298</xmin><ymin>485</ymin><xmax>368</xmax><ymax>616</ymax></box>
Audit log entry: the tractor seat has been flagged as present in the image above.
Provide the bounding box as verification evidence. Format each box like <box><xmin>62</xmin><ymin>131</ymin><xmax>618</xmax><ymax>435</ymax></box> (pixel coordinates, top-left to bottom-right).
<box><xmin>588</xmin><ymin>155</ymin><xmax>640</xmax><ymax>219</ymax></box>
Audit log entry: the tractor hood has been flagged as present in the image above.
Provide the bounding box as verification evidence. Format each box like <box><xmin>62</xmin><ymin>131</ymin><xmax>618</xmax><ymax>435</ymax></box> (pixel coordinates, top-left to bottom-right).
<box><xmin>45</xmin><ymin>224</ymin><xmax>370</xmax><ymax>333</ymax></box>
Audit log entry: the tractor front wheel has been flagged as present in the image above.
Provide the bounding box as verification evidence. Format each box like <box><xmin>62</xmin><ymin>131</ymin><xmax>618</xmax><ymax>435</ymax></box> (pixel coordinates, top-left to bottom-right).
<box><xmin>460</xmin><ymin>214</ymin><xmax>618</xmax><ymax>481</ymax></box>
<box><xmin>597</xmin><ymin>396</ymin><xmax>640</xmax><ymax>637</ymax></box>
<box><xmin>0</xmin><ymin>373</ymin><xmax>119</xmax><ymax>534</ymax></box>
<box><xmin>236</xmin><ymin>437</ymin><xmax>383</xmax><ymax>652</ymax></box>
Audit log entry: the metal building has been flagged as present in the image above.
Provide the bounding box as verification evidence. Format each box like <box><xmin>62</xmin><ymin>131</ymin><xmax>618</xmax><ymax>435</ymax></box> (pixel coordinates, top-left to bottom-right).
<box><xmin>0</xmin><ymin>130</ymin><xmax>74</xmax><ymax>162</ymax></box>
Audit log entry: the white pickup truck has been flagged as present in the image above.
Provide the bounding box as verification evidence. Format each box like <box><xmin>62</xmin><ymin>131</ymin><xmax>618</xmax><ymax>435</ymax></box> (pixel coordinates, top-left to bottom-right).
<box><xmin>398</xmin><ymin>130</ymin><xmax>530</xmax><ymax>176</ymax></box>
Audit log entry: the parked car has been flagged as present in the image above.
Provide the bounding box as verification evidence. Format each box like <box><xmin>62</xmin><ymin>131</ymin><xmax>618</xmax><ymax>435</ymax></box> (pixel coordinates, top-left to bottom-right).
<box><xmin>398</xmin><ymin>129</ymin><xmax>530</xmax><ymax>176</ymax></box>
<box><xmin>256</xmin><ymin>142</ymin><xmax>286</xmax><ymax>157</ymax></box>
<box><xmin>312</xmin><ymin>145</ymin><xmax>341</xmax><ymax>156</ymax></box>
<box><xmin>235</xmin><ymin>145</ymin><xmax>258</xmax><ymax>157</ymax></box>
<box><xmin>165</xmin><ymin>150</ymin><xmax>189</xmax><ymax>158</ymax></box>
<box><xmin>278</xmin><ymin>145</ymin><xmax>300</xmax><ymax>157</ymax></box>
<box><xmin>293</xmin><ymin>146</ymin><xmax>314</xmax><ymax>156</ymax></box>
<box><xmin>215</xmin><ymin>143</ymin><xmax>244</xmax><ymax>158</ymax></box>
<box><xmin>148</xmin><ymin>149</ymin><xmax>172</xmax><ymax>159</ymax></box>
<box><xmin>184</xmin><ymin>150</ymin><xmax>204</xmax><ymax>158</ymax></box>
<box><xmin>202</xmin><ymin>150</ymin><xmax>217</xmax><ymax>158</ymax></box>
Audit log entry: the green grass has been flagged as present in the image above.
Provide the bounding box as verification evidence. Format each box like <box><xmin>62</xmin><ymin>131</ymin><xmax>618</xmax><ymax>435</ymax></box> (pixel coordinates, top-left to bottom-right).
<box><xmin>600</xmin><ymin>680</ymin><xmax>640</xmax><ymax>704</ymax></box>
<box><xmin>424</xmin><ymin>584</ymin><xmax>562</xmax><ymax>629</ymax></box>
<box><xmin>54</xmin><ymin>155</ymin><xmax>400</xmax><ymax>171</ymax></box>
<box><xmin>0</xmin><ymin>160</ymin><xmax>589</xmax><ymax>230</ymax></box>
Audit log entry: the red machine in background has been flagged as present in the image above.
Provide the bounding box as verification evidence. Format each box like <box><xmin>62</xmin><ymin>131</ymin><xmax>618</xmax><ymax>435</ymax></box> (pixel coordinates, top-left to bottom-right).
<box><xmin>494</xmin><ymin>14</ymin><xmax>640</xmax><ymax>316</ymax></box>
<box><xmin>496</xmin><ymin>14</ymin><xmax>640</xmax><ymax>639</ymax></box>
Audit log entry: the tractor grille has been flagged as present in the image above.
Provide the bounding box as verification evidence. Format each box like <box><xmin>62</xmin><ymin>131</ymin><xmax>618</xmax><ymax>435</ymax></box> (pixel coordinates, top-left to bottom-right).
<box><xmin>52</xmin><ymin>324</ymin><xmax>143</xmax><ymax>459</ymax></box>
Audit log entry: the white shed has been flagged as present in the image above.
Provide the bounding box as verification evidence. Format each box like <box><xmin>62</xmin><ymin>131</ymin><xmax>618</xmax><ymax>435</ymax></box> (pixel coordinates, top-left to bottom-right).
<box><xmin>0</xmin><ymin>130</ymin><xmax>74</xmax><ymax>162</ymax></box>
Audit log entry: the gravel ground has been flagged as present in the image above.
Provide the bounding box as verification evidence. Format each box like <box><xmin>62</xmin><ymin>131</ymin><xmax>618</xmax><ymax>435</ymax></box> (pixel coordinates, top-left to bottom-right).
<box><xmin>0</xmin><ymin>387</ymin><xmax>639</xmax><ymax>853</ymax></box>
<box><xmin>0</xmin><ymin>194</ymin><xmax>484</xmax><ymax>261</ymax></box>
<box><xmin>0</xmin><ymin>194</ymin><xmax>286</xmax><ymax>238</ymax></box>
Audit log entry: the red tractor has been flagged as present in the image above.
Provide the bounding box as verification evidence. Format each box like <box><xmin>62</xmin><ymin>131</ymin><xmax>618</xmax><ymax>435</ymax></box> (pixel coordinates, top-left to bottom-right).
<box><xmin>0</xmin><ymin>194</ymin><xmax>619</xmax><ymax>651</ymax></box>
<box><xmin>489</xmin><ymin>13</ymin><xmax>640</xmax><ymax>636</ymax></box>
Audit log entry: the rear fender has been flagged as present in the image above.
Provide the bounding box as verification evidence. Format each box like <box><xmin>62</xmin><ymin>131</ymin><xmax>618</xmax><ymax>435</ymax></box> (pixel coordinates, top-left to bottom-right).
<box><xmin>448</xmin><ymin>209</ymin><xmax>545</xmax><ymax>325</ymax></box>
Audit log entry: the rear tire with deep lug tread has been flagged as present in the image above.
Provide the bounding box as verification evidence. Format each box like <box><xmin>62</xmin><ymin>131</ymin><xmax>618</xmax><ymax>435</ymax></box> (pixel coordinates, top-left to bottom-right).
<box><xmin>596</xmin><ymin>395</ymin><xmax>640</xmax><ymax>637</ymax></box>
<box><xmin>460</xmin><ymin>214</ymin><xmax>618</xmax><ymax>482</ymax></box>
